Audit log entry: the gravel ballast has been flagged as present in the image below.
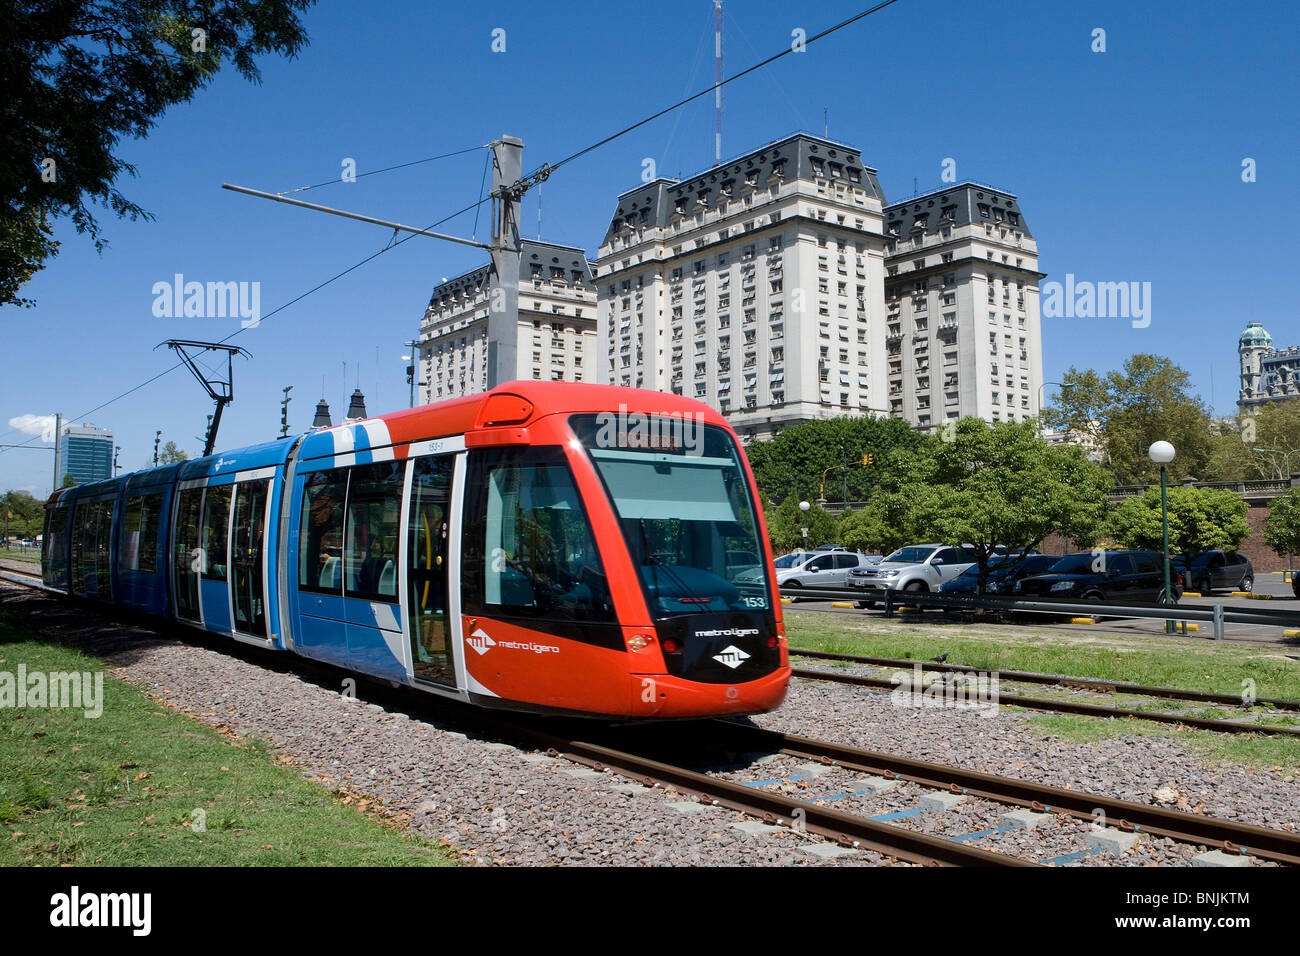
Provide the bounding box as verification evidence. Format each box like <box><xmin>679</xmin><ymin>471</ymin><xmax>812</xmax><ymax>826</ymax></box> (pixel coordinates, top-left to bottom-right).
<box><xmin>3</xmin><ymin>585</ymin><xmax>1297</xmax><ymax>866</ymax></box>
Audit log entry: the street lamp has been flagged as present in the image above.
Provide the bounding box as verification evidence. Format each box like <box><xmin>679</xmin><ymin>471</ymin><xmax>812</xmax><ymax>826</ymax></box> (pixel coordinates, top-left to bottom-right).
<box><xmin>799</xmin><ymin>500</ymin><xmax>810</xmax><ymax>551</ymax></box>
<box><xmin>1251</xmin><ymin>447</ymin><xmax>1297</xmax><ymax>481</ymax></box>
<box><xmin>1149</xmin><ymin>440</ymin><xmax>1176</xmax><ymax>633</ymax></box>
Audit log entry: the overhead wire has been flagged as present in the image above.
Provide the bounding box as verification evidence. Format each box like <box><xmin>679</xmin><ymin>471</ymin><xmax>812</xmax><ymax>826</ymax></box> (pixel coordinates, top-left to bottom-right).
<box><xmin>3</xmin><ymin>1</ymin><xmax>903</xmax><ymax>460</ymax></box>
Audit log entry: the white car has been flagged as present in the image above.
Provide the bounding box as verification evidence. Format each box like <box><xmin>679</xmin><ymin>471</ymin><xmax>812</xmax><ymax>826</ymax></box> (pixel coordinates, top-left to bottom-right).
<box><xmin>777</xmin><ymin>551</ymin><xmax>878</xmax><ymax>593</ymax></box>
<box><xmin>848</xmin><ymin>544</ymin><xmax>977</xmax><ymax>605</ymax></box>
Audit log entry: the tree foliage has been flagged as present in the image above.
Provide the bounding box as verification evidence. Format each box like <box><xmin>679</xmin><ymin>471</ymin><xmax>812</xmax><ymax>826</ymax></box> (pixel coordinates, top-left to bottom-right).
<box><xmin>745</xmin><ymin>415</ymin><xmax>931</xmax><ymax>507</ymax></box>
<box><xmin>1203</xmin><ymin>402</ymin><xmax>1300</xmax><ymax>481</ymax></box>
<box><xmin>1</xmin><ymin>490</ymin><xmax>46</xmax><ymax>537</ymax></box>
<box><xmin>1264</xmin><ymin>489</ymin><xmax>1300</xmax><ymax>561</ymax></box>
<box><xmin>2</xmin><ymin>0</ymin><xmax>315</xmax><ymax>306</ymax></box>
<box><xmin>864</xmin><ymin>418</ymin><xmax>1112</xmax><ymax>590</ymax></box>
<box><xmin>1106</xmin><ymin>486</ymin><xmax>1249</xmax><ymax>561</ymax></box>
<box><xmin>159</xmin><ymin>440</ymin><xmax>188</xmax><ymax>463</ymax></box>
<box><xmin>1043</xmin><ymin>354</ymin><xmax>1214</xmax><ymax>485</ymax></box>
<box><xmin>763</xmin><ymin>495</ymin><xmax>836</xmax><ymax>555</ymax></box>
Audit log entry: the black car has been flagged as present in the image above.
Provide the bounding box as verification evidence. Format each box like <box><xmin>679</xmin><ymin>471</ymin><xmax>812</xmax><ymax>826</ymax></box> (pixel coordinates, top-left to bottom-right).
<box><xmin>939</xmin><ymin>553</ymin><xmax>1063</xmax><ymax>595</ymax></box>
<box><xmin>1170</xmin><ymin>551</ymin><xmax>1254</xmax><ymax>595</ymax></box>
<box><xmin>1018</xmin><ymin>550</ymin><xmax>1183</xmax><ymax>604</ymax></box>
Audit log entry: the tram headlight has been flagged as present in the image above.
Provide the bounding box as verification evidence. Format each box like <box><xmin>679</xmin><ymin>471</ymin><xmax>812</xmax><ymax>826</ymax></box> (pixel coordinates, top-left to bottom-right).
<box><xmin>627</xmin><ymin>633</ymin><xmax>656</xmax><ymax>651</ymax></box>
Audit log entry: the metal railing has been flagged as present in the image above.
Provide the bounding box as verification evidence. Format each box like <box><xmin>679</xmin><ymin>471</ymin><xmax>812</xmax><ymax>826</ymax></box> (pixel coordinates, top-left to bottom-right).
<box><xmin>778</xmin><ymin>585</ymin><xmax>1300</xmax><ymax>641</ymax></box>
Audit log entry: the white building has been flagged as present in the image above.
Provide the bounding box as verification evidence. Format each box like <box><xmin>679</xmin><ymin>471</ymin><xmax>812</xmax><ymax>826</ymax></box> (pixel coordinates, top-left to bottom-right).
<box><xmin>417</xmin><ymin>239</ymin><xmax>598</xmax><ymax>403</ymax></box>
<box><xmin>882</xmin><ymin>184</ymin><xmax>1044</xmax><ymax>428</ymax></box>
<box><xmin>594</xmin><ymin>133</ymin><xmax>890</xmax><ymax>442</ymax></box>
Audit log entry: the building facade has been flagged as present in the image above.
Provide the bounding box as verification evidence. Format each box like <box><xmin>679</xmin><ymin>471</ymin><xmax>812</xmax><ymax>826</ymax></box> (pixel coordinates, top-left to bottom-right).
<box><xmin>594</xmin><ymin>133</ymin><xmax>890</xmax><ymax>442</ymax></box>
<box><xmin>59</xmin><ymin>423</ymin><xmax>113</xmax><ymax>484</ymax></box>
<box><xmin>882</xmin><ymin>184</ymin><xmax>1044</xmax><ymax>428</ymax></box>
<box><xmin>1238</xmin><ymin>322</ymin><xmax>1300</xmax><ymax>413</ymax></box>
<box><xmin>417</xmin><ymin>239</ymin><xmax>598</xmax><ymax>404</ymax></box>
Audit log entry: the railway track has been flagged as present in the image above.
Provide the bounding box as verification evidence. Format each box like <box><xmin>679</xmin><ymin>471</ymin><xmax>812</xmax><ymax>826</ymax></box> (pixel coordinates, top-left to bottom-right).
<box><xmin>790</xmin><ymin>647</ymin><xmax>1300</xmax><ymax>737</ymax></box>
<box><xmin>5</xmin><ymin>571</ymin><xmax>1300</xmax><ymax>866</ymax></box>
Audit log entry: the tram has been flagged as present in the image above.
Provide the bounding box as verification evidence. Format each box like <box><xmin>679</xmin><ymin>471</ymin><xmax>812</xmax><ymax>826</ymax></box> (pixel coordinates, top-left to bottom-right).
<box><xmin>42</xmin><ymin>383</ymin><xmax>790</xmax><ymax>718</ymax></box>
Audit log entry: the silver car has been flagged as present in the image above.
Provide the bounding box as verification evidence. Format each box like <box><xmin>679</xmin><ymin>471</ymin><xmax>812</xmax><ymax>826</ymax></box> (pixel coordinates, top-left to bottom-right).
<box><xmin>777</xmin><ymin>551</ymin><xmax>878</xmax><ymax>593</ymax></box>
<box><xmin>848</xmin><ymin>544</ymin><xmax>977</xmax><ymax>606</ymax></box>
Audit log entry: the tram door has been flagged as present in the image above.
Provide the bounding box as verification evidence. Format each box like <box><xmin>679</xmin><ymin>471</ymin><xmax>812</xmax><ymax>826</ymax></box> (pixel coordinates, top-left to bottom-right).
<box><xmin>198</xmin><ymin>485</ymin><xmax>232</xmax><ymax>633</ymax></box>
<box><xmin>231</xmin><ymin>479</ymin><xmax>270</xmax><ymax>638</ymax></box>
<box><xmin>174</xmin><ymin>488</ymin><xmax>203</xmax><ymax>620</ymax></box>
<box><xmin>408</xmin><ymin>455</ymin><xmax>456</xmax><ymax>687</ymax></box>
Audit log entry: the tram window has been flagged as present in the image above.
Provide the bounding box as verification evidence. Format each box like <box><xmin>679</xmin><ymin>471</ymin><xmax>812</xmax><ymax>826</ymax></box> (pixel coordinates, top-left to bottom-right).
<box><xmin>70</xmin><ymin>503</ymin><xmax>89</xmax><ymax>588</ymax></box>
<box><xmin>45</xmin><ymin>506</ymin><xmax>68</xmax><ymax>582</ymax></box>
<box><xmin>201</xmin><ymin>486</ymin><xmax>232</xmax><ymax>582</ymax></box>
<box><xmin>119</xmin><ymin>493</ymin><xmax>162</xmax><ymax>572</ymax></box>
<box><xmin>93</xmin><ymin>500</ymin><xmax>113</xmax><ymax>595</ymax></box>
<box><xmin>343</xmin><ymin>461</ymin><xmax>403</xmax><ymax>602</ymax></box>
<box><xmin>174</xmin><ymin>488</ymin><xmax>204</xmax><ymax>620</ymax></box>
<box><xmin>462</xmin><ymin>447</ymin><xmax>614</xmax><ymax>622</ymax></box>
<box><xmin>299</xmin><ymin>468</ymin><xmax>348</xmax><ymax>593</ymax></box>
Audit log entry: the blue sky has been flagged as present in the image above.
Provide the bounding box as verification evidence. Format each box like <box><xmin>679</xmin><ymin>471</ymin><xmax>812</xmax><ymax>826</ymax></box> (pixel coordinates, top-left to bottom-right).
<box><xmin>3</xmin><ymin>0</ymin><xmax>1297</xmax><ymax>497</ymax></box>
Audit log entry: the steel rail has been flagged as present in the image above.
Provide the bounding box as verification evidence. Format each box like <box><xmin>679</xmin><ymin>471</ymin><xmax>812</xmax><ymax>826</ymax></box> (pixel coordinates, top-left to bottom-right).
<box><xmin>789</xmin><ymin>647</ymin><xmax>1300</xmax><ymax>711</ymax></box>
<box><xmin>0</xmin><ymin>575</ymin><xmax>1026</xmax><ymax>865</ymax></box>
<box><xmin>711</xmin><ymin>721</ymin><xmax>1300</xmax><ymax>866</ymax></box>
<box><xmin>508</xmin><ymin>732</ymin><xmax>1035</xmax><ymax>868</ymax></box>
<box><xmin>789</xmin><ymin>666</ymin><xmax>1300</xmax><ymax>737</ymax></box>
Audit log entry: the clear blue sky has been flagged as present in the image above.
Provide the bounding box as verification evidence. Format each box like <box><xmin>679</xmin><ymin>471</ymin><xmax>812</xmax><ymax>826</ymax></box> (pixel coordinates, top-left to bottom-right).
<box><xmin>3</xmin><ymin>0</ymin><xmax>1297</xmax><ymax>497</ymax></box>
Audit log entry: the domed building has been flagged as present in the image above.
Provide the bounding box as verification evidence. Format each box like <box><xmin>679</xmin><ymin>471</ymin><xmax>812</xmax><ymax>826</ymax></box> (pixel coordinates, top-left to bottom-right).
<box><xmin>1238</xmin><ymin>322</ymin><xmax>1300</xmax><ymax>413</ymax></box>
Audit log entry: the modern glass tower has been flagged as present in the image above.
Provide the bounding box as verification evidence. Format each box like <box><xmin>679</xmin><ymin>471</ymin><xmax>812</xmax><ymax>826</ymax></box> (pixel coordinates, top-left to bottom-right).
<box><xmin>59</xmin><ymin>423</ymin><xmax>113</xmax><ymax>484</ymax></box>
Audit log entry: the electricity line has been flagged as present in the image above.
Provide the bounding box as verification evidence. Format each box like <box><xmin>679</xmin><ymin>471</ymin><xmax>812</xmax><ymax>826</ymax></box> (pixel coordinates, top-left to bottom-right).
<box><xmin>2</xmin><ymin>1</ymin><xmax>903</xmax><ymax>459</ymax></box>
<box><xmin>279</xmin><ymin>145</ymin><xmax>489</xmax><ymax>195</ymax></box>
<box><xmin>536</xmin><ymin>0</ymin><xmax>901</xmax><ymax>177</ymax></box>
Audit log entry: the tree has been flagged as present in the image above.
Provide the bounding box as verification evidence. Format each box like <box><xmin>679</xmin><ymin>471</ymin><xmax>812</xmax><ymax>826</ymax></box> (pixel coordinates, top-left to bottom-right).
<box><xmin>1202</xmin><ymin>402</ymin><xmax>1300</xmax><ymax>481</ymax></box>
<box><xmin>1264</xmin><ymin>489</ymin><xmax>1300</xmax><ymax>568</ymax></box>
<box><xmin>1043</xmin><ymin>355</ymin><xmax>1214</xmax><ymax>485</ymax></box>
<box><xmin>159</xmin><ymin>441</ymin><xmax>188</xmax><ymax>463</ymax></box>
<box><xmin>2</xmin><ymin>0</ymin><xmax>315</xmax><ymax>306</ymax></box>
<box><xmin>763</xmin><ymin>494</ymin><xmax>835</xmax><ymax>554</ymax></box>
<box><xmin>744</xmin><ymin>415</ymin><xmax>932</xmax><ymax>507</ymax></box>
<box><xmin>1</xmin><ymin>490</ymin><xmax>46</xmax><ymax>538</ymax></box>
<box><xmin>61</xmin><ymin>474</ymin><xmax>76</xmax><ymax>488</ymax></box>
<box><xmin>856</xmin><ymin>418</ymin><xmax>1112</xmax><ymax>592</ymax></box>
<box><xmin>1107</xmin><ymin>486</ymin><xmax>1249</xmax><ymax>562</ymax></box>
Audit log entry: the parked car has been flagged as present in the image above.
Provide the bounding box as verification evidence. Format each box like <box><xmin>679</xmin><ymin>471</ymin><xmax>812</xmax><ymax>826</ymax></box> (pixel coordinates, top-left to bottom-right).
<box><xmin>777</xmin><ymin>550</ymin><xmax>878</xmax><ymax>594</ymax></box>
<box><xmin>1017</xmin><ymin>550</ymin><xmax>1183</xmax><ymax>605</ymax></box>
<box><xmin>1170</xmin><ymin>551</ymin><xmax>1253</xmax><ymax>594</ymax></box>
<box><xmin>848</xmin><ymin>544</ymin><xmax>977</xmax><ymax>607</ymax></box>
<box><xmin>939</xmin><ymin>553</ymin><xmax>1063</xmax><ymax>595</ymax></box>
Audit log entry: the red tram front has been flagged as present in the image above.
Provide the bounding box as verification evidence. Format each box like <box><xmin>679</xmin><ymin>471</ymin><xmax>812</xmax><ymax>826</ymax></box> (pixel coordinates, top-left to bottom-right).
<box><xmin>400</xmin><ymin>382</ymin><xmax>790</xmax><ymax>718</ymax></box>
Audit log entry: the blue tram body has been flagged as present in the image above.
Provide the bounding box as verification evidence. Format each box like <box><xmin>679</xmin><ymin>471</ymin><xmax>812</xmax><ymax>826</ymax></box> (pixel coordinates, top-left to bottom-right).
<box><xmin>40</xmin><ymin>383</ymin><xmax>793</xmax><ymax>719</ymax></box>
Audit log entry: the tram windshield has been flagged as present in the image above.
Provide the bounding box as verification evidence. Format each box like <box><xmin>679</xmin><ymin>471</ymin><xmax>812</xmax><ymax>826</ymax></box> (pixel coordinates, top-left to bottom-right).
<box><xmin>570</xmin><ymin>413</ymin><xmax>772</xmax><ymax>618</ymax></box>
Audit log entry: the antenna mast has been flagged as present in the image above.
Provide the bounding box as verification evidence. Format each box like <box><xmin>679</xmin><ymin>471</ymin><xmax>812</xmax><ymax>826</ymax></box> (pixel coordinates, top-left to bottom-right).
<box><xmin>714</xmin><ymin>0</ymin><xmax>723</xmax><ymax>164</ymax></box>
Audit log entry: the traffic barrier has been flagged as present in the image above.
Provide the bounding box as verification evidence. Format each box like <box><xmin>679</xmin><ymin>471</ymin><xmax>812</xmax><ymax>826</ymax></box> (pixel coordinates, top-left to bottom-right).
<box><xmin>777</xmin><ymin>584</ymin><xmax>1300</xmax><ymax>641</ymax></box>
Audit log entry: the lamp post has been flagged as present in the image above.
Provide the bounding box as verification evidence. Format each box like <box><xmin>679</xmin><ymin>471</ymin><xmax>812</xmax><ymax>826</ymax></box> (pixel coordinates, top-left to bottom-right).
<box><xmin>1252</xmin><ymin>446</ymin><xmax>1297</xmax><ymax>482</ymax></box>
<box><xmin>799</xmin><ymin>500</ymin><xmax>810</xmax><ymax>551</ymax></box>
<box><xmin>1149</xmin><ymin>441</ymin><xmax>1176</xmax><ymax>633</ymax></box>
